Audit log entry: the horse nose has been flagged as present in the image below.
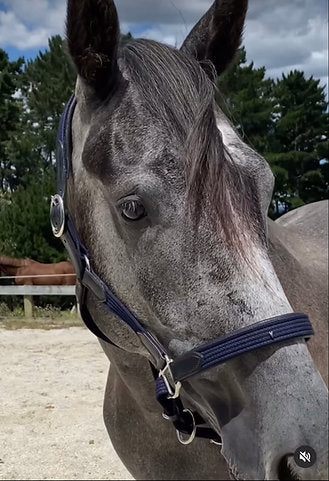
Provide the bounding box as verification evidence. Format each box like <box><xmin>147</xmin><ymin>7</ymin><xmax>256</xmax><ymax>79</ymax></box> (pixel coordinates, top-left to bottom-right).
<box><xmin>275</xmin><ymin>451</ymin><xmax>328</xmax><ymax>481</ymax></box>
<box><xmin>277</xmin><ymin>454</ymin><xmax>307</xmax><ymax>480</ymax></box>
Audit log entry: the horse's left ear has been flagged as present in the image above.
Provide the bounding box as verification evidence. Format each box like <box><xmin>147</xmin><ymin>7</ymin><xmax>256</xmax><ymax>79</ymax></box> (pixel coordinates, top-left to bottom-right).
<box><xmin>181</xmin><ymin>0</ymin><xmax>248</xmax><ymax>76</ymax></box>
<box><xmin>66</xmin><ymin>0</ymin><xmax>121</xmax><ymax>97</ymax></box>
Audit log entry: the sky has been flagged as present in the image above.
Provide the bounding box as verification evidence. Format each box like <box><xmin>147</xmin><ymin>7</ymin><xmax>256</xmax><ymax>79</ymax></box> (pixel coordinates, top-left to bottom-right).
<box><xmin>0</xmin><ymin>0</ymin><xmax>328</xmax><ymax>91</ymax></box>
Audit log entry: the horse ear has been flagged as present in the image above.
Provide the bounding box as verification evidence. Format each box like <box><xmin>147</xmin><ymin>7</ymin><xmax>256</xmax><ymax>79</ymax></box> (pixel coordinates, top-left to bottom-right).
<box><xmin>66</xmin><ymin>0</ymin><xmax>121</xmax><ymax>96</ymax></box>
<box><xmin>181</xmin><ymin>0</ymin><xmax>248</xmax><ymax>77</ymax></box>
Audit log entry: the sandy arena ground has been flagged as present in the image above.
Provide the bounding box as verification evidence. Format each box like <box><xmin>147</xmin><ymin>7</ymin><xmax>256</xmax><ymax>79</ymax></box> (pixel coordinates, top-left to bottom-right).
<box><xmin>0</xmin><ymin>326</ymin><xmax>133</xmax><ymax>480</ymax></box>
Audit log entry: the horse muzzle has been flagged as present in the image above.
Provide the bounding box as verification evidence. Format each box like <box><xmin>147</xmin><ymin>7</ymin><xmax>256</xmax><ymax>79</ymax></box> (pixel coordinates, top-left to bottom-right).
<box><xmin>183</xmin><ymin>341</ymin><xmax>328</xmax><ymax>480</ymax></box>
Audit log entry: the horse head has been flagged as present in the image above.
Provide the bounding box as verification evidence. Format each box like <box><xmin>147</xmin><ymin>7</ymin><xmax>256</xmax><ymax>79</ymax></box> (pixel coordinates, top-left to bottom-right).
<box><xmin>64</xmin><ymin>1</ymin><xmax>328</xmax><ymax>479</ymax></box>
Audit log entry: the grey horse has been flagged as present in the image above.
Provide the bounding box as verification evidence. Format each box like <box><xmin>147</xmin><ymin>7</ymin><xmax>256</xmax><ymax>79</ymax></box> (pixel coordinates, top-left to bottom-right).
<box><xmin>64</xmin><ymin>0</ymin><xmax>328</xmax><ymax>479</ymax></box>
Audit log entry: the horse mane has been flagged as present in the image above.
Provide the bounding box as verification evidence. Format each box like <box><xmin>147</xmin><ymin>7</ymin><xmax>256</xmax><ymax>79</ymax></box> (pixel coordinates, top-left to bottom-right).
<box><xmin>122</xmin><ymin>40</ymin><xmax>262</xmax><ymax>258</ymax></box>
<box><xmin>0</xmin><ymin>255</ymin><xmax>34</xmax><ymax>267</ymax></box>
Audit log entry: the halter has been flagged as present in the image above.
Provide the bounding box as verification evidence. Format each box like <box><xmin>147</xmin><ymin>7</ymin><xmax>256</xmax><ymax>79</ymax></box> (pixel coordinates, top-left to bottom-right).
<box><xmin>50</xmin><ymin>95</ymin><xmax>314</xmax><ymax>446</ymax></box>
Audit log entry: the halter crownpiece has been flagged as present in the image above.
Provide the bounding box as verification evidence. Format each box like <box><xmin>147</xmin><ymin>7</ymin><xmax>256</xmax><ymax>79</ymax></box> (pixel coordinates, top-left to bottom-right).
<box><xmin>51</xmin><ymin>95</ymin><xmax>314</xmax><ymax>446</ymax></box>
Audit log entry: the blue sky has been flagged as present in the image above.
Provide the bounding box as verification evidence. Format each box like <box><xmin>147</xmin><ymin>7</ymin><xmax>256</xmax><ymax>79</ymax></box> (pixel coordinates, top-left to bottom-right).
<box><xmin>0</xmin><ymin>0</ymin><xmax>328</xmax><ymax>91</ymax></box>
<box><xmin>5</xmin><ymin>46</ymin><xmax>43</xmax><ymax>62</ymax></box>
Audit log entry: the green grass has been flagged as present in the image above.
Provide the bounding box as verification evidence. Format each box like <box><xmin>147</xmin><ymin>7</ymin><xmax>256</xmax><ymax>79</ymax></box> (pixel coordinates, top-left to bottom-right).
<box><xmin>0</xmin><ymin>316</ymin><xmax>83</xmax><ymax>330</ymax></box>
<box><xmin>0</xmin><ymin>302</ymin><xmax>83</xmax><ymax>330</ymax></box>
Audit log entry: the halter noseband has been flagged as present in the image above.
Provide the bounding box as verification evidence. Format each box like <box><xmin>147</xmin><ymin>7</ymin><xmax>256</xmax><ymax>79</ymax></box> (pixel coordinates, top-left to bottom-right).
<box><xmin>50</xmin><ymin>95</ymin><xmax>314</xmax><ymax>446</ymax></box>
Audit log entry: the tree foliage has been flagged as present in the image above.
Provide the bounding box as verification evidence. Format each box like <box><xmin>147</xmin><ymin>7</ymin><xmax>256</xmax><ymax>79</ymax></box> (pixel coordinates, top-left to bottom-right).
<box><xmin>0</xmin><ymin>50</ymin><xmax>24</xmax><ymax>191</ymax></box>
<box><xmin>22</xmin><ymin>35</ymin><xmax>76</xmax><ymax>166</ymax></box>
<box><xmin>267</xmin><ymin>71</ymin><xmax>328</xmax><ymax>212</ymax></box>
<box><xmin>0</xmin><ymin>169</ymin><xmax>65</xmax><ymax>262</ymax></box>
<box><xmin>218</xmin><ymin>53</ymin><xmax>328</xmax><ymax>216</ymax></box>
<box><xmin>0</xmin><ymin>36</ymin><xmax>76</xmax><ymax>262</ymax></box>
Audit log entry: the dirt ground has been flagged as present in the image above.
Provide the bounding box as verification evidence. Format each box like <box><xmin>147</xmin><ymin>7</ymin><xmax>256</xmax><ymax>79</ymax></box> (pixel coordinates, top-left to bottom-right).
<box><xmin>0</xmin><ymin>325</ymin><xmax>133</xmax><ymax>480</ymax></box>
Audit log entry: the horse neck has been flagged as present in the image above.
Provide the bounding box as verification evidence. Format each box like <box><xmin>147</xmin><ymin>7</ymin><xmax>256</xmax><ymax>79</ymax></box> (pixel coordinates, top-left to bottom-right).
<box><xmin>268</xmin><ymin>219</ymin><xmax>328</xmax><ymax>384</ymax></box>
<box><xmin>268</xmin><ymin>220</ymin><xmax>299</xmax><ymax>271</ymax></box>
<box><xmin>0</xmin><ymin>256</ymin><xmax>32</xmax><ymax>267</ymax></box>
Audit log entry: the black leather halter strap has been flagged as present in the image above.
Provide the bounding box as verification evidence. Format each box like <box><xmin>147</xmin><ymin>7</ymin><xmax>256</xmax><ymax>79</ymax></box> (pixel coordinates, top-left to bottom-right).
<box><xmin>51</xmin><ymin>95</ymin><xmax>314</xmax><ymax>446</ymax></box>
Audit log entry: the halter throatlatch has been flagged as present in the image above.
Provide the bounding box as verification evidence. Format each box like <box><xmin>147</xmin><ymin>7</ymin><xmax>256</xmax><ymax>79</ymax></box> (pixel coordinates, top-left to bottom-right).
<box><xmin>51</xmin><ymin>95</ymin><xmax>314</xmax><ymax>446</ymax></box>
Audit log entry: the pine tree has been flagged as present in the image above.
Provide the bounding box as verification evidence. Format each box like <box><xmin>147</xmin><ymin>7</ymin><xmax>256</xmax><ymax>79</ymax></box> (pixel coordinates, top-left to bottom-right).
<box><xmin>3</xmin><ymin>36</ymin><xmax>77</xmax><ymax>193</ymax></box>
<box><xmin>21</xmin><ymin>35</ymin><xmax>76</xmax><ymax>168</ymax></box>
<box><xmin>217</xmin><ymin>53</ymin><xmax>328</xmax><ymax>216</ymax></box>
<box><xmin>0</xmin><ymin>36</ymin><xmax>76</xmax><ymax>262</ymax></box>
<box><xmin>0</xmin><ymin>49</ymin><xmax>24</xmax><ymax>191</ymax></box>
<box><xmin>267</xmin><ymin>71</ymin><xmax>328</xmax><ymax>210</ymax></box>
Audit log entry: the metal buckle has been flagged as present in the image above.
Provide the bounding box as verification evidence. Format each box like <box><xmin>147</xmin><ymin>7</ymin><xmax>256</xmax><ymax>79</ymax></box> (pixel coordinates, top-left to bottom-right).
<box><xmin>176</xmin><ymin>409</ymin><xmax>196</xmax><ymax>445</ymax></box>
<box><xmin>50</xmin><ymin>194</ymin><xmax>66</xmax><ymax>238</ymax></box>
<box><xmin>158</xmin><ymin>355</ymin><xmax>182</xmax><ymax>400</ymax></box>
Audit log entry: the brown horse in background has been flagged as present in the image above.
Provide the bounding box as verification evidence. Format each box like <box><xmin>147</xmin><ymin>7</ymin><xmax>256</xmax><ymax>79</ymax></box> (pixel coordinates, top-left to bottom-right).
<box><xmin>0</xmin><ymin>256</ymin><xmax>76</xmax><ymax>286</ymax></box>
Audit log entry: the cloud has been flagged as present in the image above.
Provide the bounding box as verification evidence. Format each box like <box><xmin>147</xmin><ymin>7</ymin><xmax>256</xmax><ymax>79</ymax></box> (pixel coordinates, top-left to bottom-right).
<box><xmin>0</xmin><ymin>0</ymin><xmax>327</xmax><ymax>90</ymax></box>
<box><xmin>119</xmin><ymin>0</ymin><xmax>328</xmax><ymax>89</ymax></box>
<box><xmin>243</xmin><ymin>1</ymin><xmax>328</xmax><ymax>87</ymax></box>
<box><xmin>0</xmin><ymin>0</ymin><xmax>65</xmax><ymax>50</ymax></box>
<box><xmin>0</xmin><ymin>10</ymin><xmax>48</xmax><ymax>49</ymax></box>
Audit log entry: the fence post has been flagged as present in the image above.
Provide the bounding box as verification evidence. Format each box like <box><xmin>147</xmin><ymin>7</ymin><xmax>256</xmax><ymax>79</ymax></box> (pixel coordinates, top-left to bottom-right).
<box><xmin>24</xmin><ymin>295</ymin><xmax>34</xmax><ymax>318</ymax></box>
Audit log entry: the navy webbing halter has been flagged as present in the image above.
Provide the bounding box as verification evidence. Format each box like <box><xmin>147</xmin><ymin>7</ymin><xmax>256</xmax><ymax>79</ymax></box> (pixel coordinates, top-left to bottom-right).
<box><xmin>50</xmin><ymin>95</ymin><xmax>314</xmax><ymax>446</ymax></box>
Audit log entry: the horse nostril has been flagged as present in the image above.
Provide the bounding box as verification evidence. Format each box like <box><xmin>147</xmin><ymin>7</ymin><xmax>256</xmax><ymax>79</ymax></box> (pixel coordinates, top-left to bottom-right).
<box><xmin>278</xmin><ymin>455</ymin><xmax>300</xmax><ymax>481</ymax></box>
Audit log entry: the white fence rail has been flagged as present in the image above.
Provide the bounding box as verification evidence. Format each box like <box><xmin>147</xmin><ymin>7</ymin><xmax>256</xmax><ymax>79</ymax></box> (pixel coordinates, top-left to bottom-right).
<box><xmin>0</xmin><ymin>285</ymin><xmax>75</xmax><ymax>296</ymax></box>
<box><xmin>0</xmin><ymin>285</ymin><xmax>76</xmax><ymax>317</ymax></box>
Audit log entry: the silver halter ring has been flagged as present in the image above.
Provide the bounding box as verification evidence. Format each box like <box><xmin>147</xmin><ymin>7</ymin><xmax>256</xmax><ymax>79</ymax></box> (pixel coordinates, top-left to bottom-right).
<box><xmin>176</xmin><ymin>409</ymin><xmax>196</xmax><ymax>445</ymax></box>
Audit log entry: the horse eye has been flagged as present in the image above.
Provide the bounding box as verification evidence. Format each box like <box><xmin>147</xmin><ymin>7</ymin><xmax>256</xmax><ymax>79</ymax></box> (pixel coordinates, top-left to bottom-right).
<box><xmin>119</xmin><ymin>197</ymin><xmax>146</xmax><ymax>221</ymax></box>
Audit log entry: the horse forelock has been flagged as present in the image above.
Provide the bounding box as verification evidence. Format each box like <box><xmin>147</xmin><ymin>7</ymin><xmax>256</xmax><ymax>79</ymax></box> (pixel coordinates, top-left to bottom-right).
<box><xmin>120</xmin><ymin>39</ymin><xmax>264</xmax><ymax>257</ymax></box>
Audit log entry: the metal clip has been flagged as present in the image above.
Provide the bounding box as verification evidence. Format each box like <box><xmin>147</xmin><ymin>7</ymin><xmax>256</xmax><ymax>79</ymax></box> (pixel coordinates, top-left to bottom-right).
<box><xmin>84</xmin><ymin>254</ymin><xmax>91</xmax><ymax>271</ymax></box>
<box><xmin>210</xmin><ymin>439</ymin><xmax>223</xmax><ymax>447</ymax></box>
<box><xmin>158</xmin><ymin>355</ymin><xmax>182</xmax><ymax>400</ymax></box>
